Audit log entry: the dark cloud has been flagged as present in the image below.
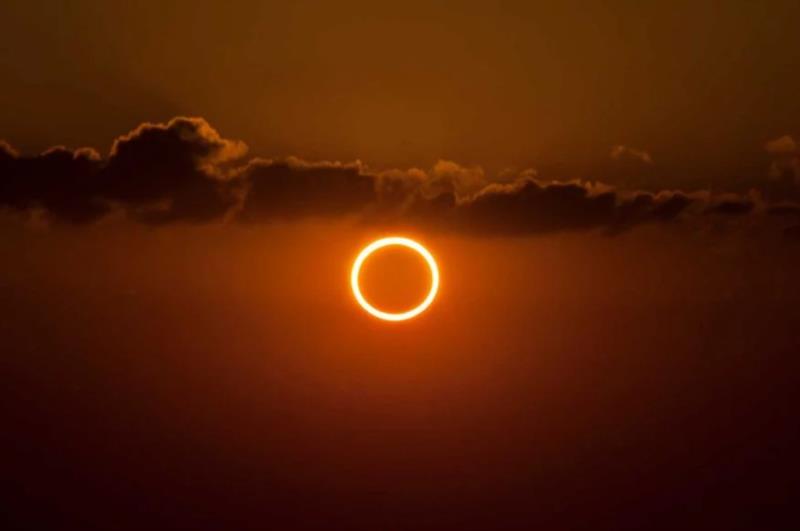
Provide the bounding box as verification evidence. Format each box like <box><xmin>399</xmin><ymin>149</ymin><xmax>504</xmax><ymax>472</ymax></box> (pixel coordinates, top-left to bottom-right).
<box><xmin>1</xmin><ymin>117</ymin><xmax>247</xmax><ymax>224</ymax></box>
<box><xmin>0</xmin><ymin>145</ymin><xmax>105</xmax><ymax>223</ymax></box>
<box><xmin>456</xmin><ymin>180</ymin><xmax>616</xmax><ymax>234</ymax></box>
<box><xmin>440</xmin><ymin>180</ymin><xmax>695</xmax><ymax>235</ymax></box>
<box><xmin>706</xmin><ymin>197</ymin><xmax>756</xmax><ymax>216</ymax></box>
<box><xmin>650</xmin><ymin>192</ymin><xmax>693</xmax><ymax>221</ymax></box>
<box><xmin>100</xmin><ymin>117</ymin><xmax>248</xmax><ymax>223</ymax></box>
<box><xmin>0</xmin><ymin>117</ymin><xmax>794</xmax><ymax>235</ymax></box>
<box><xmin>237</xmin><ymin>157</ymin><xmax>375</xmax><ymax>221</ymax></box>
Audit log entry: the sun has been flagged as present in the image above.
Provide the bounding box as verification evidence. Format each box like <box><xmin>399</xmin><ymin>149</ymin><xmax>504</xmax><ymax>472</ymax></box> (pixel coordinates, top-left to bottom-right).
<box><xmin>351</xmin><ymin>237</ymin><xmax>439</xmax><ymax>321</ymax></box>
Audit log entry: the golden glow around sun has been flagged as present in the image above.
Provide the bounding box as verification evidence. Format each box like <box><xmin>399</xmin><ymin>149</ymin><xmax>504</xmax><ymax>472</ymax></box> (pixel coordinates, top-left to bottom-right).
<box><xmin>351</xmin><ymin>237</ymin><xmax>439</xmax><ymax>321</ymax></box>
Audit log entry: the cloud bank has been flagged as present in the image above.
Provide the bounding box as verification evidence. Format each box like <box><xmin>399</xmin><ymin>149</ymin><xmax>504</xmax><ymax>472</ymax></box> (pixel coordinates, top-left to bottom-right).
<box><xmin>2</xmin><ymin>117</ymin><xmax>800</xmax><ymax>236</ymax></box>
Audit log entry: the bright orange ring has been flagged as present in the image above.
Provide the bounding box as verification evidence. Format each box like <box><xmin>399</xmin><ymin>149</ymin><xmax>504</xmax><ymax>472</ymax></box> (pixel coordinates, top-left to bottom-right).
<box><xmin>351</xmin><ymin>237</ymin><xmax>439</xmax><ymax>321</ymax></box>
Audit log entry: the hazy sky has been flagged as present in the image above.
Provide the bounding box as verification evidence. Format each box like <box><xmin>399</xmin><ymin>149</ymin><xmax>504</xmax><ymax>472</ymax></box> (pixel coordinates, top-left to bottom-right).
<box><xmin>3</xmin><ymin>220</ymin><xmax>799</xmax><ymax>529</ymax></box>
<box><xmin>3</xmin><ymin>3</ymin><xmax>800</xmax><ymax>529</ymax></box>
<box><xmin>3</xmin><ymin>0</ymin><xmax>800</xmax><ymax>186</ymax></box>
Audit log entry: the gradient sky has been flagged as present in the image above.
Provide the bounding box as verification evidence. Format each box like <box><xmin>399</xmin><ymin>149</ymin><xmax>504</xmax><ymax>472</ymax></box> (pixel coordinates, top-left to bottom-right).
<box><xmin>2</xmin><ymin>2</ymin><xmax>800</xmax><ymax>530</ymax></box>
<box><xmin>3</xmin><ymin>0</ymin><xmax>800</xmax><ymax>186</ymax></box>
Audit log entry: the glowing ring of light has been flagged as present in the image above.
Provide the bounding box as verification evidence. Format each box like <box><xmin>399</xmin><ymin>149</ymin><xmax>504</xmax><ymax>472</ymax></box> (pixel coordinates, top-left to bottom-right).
<box><xmin>351</xmin><ymin>237</ymin><xmax>439</xmax><ymax>321</ymax></box>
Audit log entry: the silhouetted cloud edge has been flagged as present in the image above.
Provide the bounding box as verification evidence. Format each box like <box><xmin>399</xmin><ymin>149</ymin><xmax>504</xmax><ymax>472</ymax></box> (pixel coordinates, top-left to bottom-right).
<box><xmin>2</xmin><ymin>117</ymin><xmax>800</xmax><ymax>236</ymax></box>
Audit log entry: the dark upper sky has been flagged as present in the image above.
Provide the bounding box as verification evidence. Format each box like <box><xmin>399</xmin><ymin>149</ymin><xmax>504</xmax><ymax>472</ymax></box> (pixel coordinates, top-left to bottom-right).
<box><xmin>3</xmin><ymin>0</ymin><xmax>800</xmax><ymax>188</ymax></box>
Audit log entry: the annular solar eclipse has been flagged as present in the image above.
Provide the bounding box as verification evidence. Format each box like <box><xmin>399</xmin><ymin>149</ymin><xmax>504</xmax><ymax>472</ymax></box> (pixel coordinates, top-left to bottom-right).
<box><xmin>351</xmin><ymin>237</ymin><xmax>439</xmax><ymax>321</ymax></box>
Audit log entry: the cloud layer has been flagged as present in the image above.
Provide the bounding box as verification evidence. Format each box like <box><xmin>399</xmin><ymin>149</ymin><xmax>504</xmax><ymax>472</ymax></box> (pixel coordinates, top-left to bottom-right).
<box><xmin>2</xmin><ymin>117</ymin><xmax>800</xmax><ymax>236</ymax></box>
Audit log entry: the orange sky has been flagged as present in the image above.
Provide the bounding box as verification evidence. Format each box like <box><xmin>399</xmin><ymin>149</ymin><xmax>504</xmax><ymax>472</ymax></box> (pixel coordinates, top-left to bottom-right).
<box><xmin>3</xmin><ymin>2</ymin><xmax>800</xmax><ymax>529</ymax></box>
<box><xmin>3</xmin><ymin>219</ymin><xmax>800</xmax><ymax>527</ymax></box>
<box><xmin>3</xmin><ymin>0</ymin><xmax>800</xmax><ymax>187</ymax></box>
